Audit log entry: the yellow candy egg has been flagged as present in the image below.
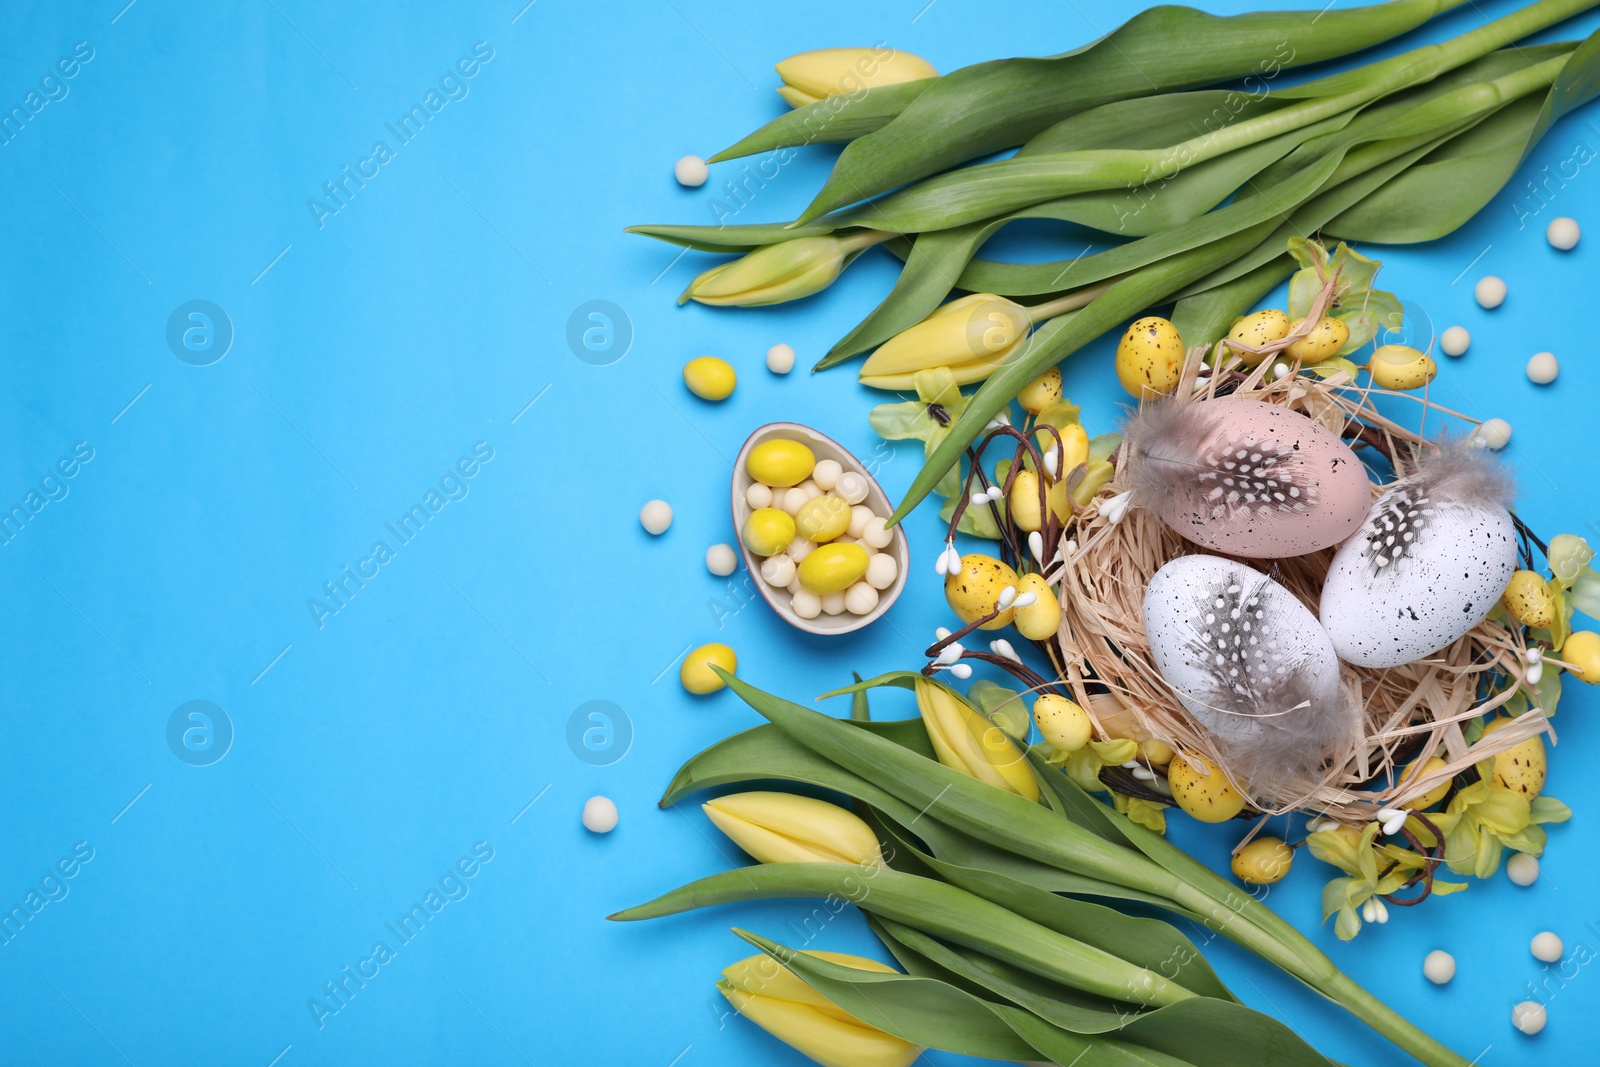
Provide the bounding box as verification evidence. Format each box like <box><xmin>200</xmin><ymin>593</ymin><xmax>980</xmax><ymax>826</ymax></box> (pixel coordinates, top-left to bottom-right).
<box><xmin>794</xmin><ymin>494</ymin><xmax>851</xmax><ymax>542</ymax></box>
<box><xmin>1012</xmin><ymin>572</ymin><xmax>1061</xmax><ymax>640</ymax></box>
<box><xmin>1167</xmin><ymin>752</ymin><xmax>1246</xmax><ymax>823</ymax></box>
<box><xmin>1033</xmin><ymin>694</ymin><xmax>1092</xmax><ymax>753</ymax></box>
<box><xmin>797</xmin><ymin>542</ymin><xmax>870</xmax><ymax>595</ymax></box>
<box><xmin>1562</xmin><ymin>630</ymin><xmax>1600</xmax><ymax>683</ymax></box>
<box><xmin>1399</xmin><ymin>754</ymin><xmax>1452</xmax><ymax>809</ymax></box>
<box><xmin>683</xmin><ymin>356</ymin><xmax>736</xmax><ymax>400</ymax></box>
<box><xmin>1284</xmin><ymin>316</ymin><xmax>1350</xmax><ymax>361</ymax></box>
<box><xmin>746</xmin><ymin>439</ymin><xmax>816</xmax><ymax>488</ymax></box>
<box><xmin>1018</xmin><ymin>367</ymin><xmax>1063</xmax><ymax>413</ymax></box>
<box><xmin>1501</xmin><ymin>570</ymin><xmax>1556</xmax><ymax>629</ymax></box>
<box><xmin>1226</xmin><ymin>309</ymin><xmax>1292</xmax><ymax>365</ymax></box>
<box><xmin>1140</xmin><ymin>739</ymin><xmax>1175</xmax><ymax>766</ymax></box>
<box><xmin>943</xmin><ymin>554</ymin><xmax>1019</xmax><ymax>630</ymax></box>
<box><xmin>1115</xmin><ymin>316</ymin><xmax>1184</xmax><ymax>398</ymax></box>
<box><xmin>680</xmin><ymin>642</ymin><xmax>737</xmax><ymax>694</ymax></box>
<box><xmin>1368</xmin><ymin>344</ymin><xmax>1438</xmax><ymax>390</ymax></box>
<box><xmin>741</xmin><ymin>508</ymin><xmax>796</xmax><ymax>557</ymax></box>
<box><xmin>1481</xmin><ymin>717</ymin><xmax>1547</xmax><ymax>798</ymax></box>
<box><xmin>1230</xmin><ymin>837</ymin><xmax>1293</xmax><ymax>884</ymax></box>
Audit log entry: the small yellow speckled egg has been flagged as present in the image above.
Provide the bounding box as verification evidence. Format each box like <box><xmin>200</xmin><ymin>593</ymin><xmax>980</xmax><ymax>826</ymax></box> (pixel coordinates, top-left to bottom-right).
<box><xmin>1008</xmin><ymin>470</ymin><xmax>1044</xmax><ymax>533</ymax></box>
<box><xmin>1563</xmin><ymin>630</ymin><xmax>1600</xmax><ymax>683</ymax></box>
<box><xmin>746</xmin><ymin>439</ymin><xmax>816</xmax><ymax>487</ymax></box>
<box><xmin>1481</xmin><ymin>717</ymin><xmax>1547</xmax><ymax>797</ymax></box>
<box><xmin>1227</xmin><ymin>309</ymin><xmax>1292</xmax><ymax>365</ymax></box>
<box><xmin>683</xmin><ymin>356</ymin><xmax>736</xmax><ymax>400</ymax></box>
<box><xmin>1284</xmin><ymin>316</ymin><xmax>1350</xmax><ymax>361</ymax></box>
<box><xmin>1115</xmin><ymin>317</ymin><xmax>1184</xmax><ymax>398</ymax></box>
<box><xmin>1230</xmin><ymin>837</ymin><xmax>1293</xmax><ymax>884</ymax></box>
<box><xmin>794</xmin><ymin>494</ymin><xmax>851</xmax><ymax>543</ymax></box>
<box><xmin>1033</xmin><ymin>694</ymin><xmax>1092</xmax><ymax>753</ymax></box>
<box><xmin>1017</xmin><ymin>366</ymin><xmax>1063</xmax><ymax>413</ymax></box>
<box><xmin>797</xmin><ymin>542</ymin><xmax>870</xmax><ymax>595</ymax></box>
<box><xmin>1501</xmin><ymin>570</ymin><xmax>1556</xmax><ymax>629</ymax></box>
<box><xmin>943</xmin><ymin>554</ymin><xmax>1019</xmax><ymax>630</ymax></box>
<box><xmin>1012</xmin><ymin>573</ymin><xmax>1060</xmax><ymax>640</ymax></box>
<box><xmin>680</xmin><ymin>643</ymin><xmax>737</xmax><ymax>694</ymax></box>
<box><xmin>1400</xmin><ymin>754</ymin><xmax>1452</xmax><ymax>809</ymax></box>
<box><xmin>1368</xmin><ymin>344</ymin><xmax>1438</xmax><ymax>390</ymax></box>
<box><xmin>1167</xmin><ymin>752</ymin><xmax>1246</xmax><ymax>823</ymax></box>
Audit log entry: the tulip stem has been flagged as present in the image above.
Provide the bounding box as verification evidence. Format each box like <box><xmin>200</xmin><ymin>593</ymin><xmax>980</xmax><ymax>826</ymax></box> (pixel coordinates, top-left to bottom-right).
<box><xmin>1023</xmin><ymin>282</ymin><xmax>1115</xmax><ymax>324</ymax></box>
<box><xmin>837</xmin><ymin>229</ymin><xmax>898</xmax><ymax>254</ymax></box>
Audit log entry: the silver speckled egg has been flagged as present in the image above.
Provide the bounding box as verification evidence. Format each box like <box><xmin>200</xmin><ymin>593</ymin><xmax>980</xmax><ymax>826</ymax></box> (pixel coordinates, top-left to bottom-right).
<box><xmin>1319</xmin><ymin>447</ymin><xmax>1518</xmax><ymax>669</ymax></box>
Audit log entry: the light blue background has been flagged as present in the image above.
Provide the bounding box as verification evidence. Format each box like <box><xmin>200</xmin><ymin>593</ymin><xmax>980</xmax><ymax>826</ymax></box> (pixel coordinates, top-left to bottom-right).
<box><xmin>2</xmin><ymin>1</ymin><xmax>1596</xmax><ymax>1064</ymax></box>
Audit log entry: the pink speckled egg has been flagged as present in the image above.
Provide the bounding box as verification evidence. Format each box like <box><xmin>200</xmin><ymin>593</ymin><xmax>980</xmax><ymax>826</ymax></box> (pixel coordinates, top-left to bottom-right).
<box><xmin>1125</xmin><ymin>396</ymin><xmax>1371</xmax><ymax>558</ymax></box>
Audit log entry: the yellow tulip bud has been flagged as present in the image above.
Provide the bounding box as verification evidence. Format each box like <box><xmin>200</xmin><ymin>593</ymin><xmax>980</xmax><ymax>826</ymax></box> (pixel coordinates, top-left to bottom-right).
<box><xmin>913</xmin><ymin>678</ymin><xmax>1040</xmax><ymax>802</ymax></box>
<box><xmin>858</xmin><ymin>294</ymin><xmax>1030</xmax><ymax>386</ymax></box>
<box><xmin>702</xmin><ymin>791</ymin><xmax>884</xmax><ymax>867</ymax></box>
<box><xmin>774</xmin><ymin>48</ymin><xmax>937</xmax><ymax>109</ymax></box>
<box><xmin>681</xmin><ymin>233</ymin><xmax>886</xmax><ymax>308</ymax></box>
<box><xmin>719</xmin><ymin>952</ymin><xmax>923</xmax><ymax>1067</ymax></box>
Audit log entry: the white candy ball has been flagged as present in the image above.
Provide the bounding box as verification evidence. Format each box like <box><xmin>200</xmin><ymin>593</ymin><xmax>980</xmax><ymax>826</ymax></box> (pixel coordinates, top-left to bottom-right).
<box><xmin>861</xmin><ymin>515</ymin><xmax>893</xmax><ymax>549</ymax></box>
<box><xmin>843</xmin><ymin>581</ymin><xmax>879</xmax><ymax>616</ymax></box>
<box><xmin>706</xmin><ymin>543</ymin><xmax>738</xmax><ymax>577</ymax></box>
<box><xmin>1473</xmin><ymin>418</ymin><xmax>1513</xmax><ymax>450</ymax></box>
<box><xmin>760</xmin><ymin>553</ymin><xmax>796</xmax><ymax>587</ymax></box>
<box><xmin>798</xmin><ymin>480</ymin><xmax>823</xmax><ymax>501</ymax></box>
<box><xmin>1475</xmin><ymin>275</ymin><xmax>1507</xmax><ymax>309</ymax></box>
<box><xmin>745</xmin><ymin>483</ymin><xmax>773</xmax><ymax>509</ymax></box>
<box><xmin>582</xmin><ymin>796</ymin><xmax>619</xmax><ymax>833</ymax></box>
<box><xmin>1512</xmin><ymin>1001</ymin><xmax>1547</xmax><ymax>1035</ymax></box>
<box><xmin>1532</xmin><ymin>932</ymin><xmax>1564</xmax><ymax>963</ymax></box>
<box><xmin>766</xmin><ymin>343</ymin><xmax>796</xmax><ymax>374</ymax></box>
<box><xmin>1527</xmin><ymin>352</ymin><xmax>1559</xmax><ymax>385</ymax></box>
<box><xmin>820</xmin><ymin>591</ymin><xmax>846</xmax><ymax>616</ymax></box>
<box><xmin>779</xmin><ymin>488</ymin><xmax>807</xmax><ymax>516</ymax></box>
<box><xmin>786</xmin><ymin>536</ymin><xmax>816</xmax><ymax>563</ymax></box>
<box><xmin>640</xmin><ymin>499</ymin><xmax>673</xmax><ymax>535</ymax></box>
<box><xmin>674</xmin><ymin>155</ymin><xmax>708</xmax><ymax>187</ymax></box>
<box><xmin>847</xmin><ymin>504</ymin><xmax>874</xmax><ymax>540</ymax></box>
<box><xmin>1507</xmin><ymin>852</ymin><xmax>1540</xmax><ymax>886</ymax></box>
<box><xmin>1422</xmin><ymin>950</ymin><xmax>1456</xmax><ymax>985</ymax></box>
<box><xmin>1440</xmin><ymin>325</ymin><xmax>1470</xmax><ymax>357</ymax></box>
<box><xmin>836</xmin><ymin>471</ymin><xmax>870</xmax><ymax>505</ymax></box>
<box><xmin>791</xmin><ymin>589</ymin><xmax>822</xmax><ymax>619</ymax></box>
<box><xmin>1547</xmin><ymin>216</ymin><xmax>1580</xmax><ymax>250</ymax></box>
<box><xmin>865</xmin><ymin>552</ymin><xmax>899</xmax><ymax>590</ymax></box>
<box><xmin>812</xmin><ymin>459</ymin><xmax>843</xmax><ymax>491</ymax></box>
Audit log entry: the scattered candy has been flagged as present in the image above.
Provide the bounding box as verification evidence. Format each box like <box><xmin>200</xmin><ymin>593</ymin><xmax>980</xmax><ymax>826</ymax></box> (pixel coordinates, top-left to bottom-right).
<box><xmin>706</xmin><ymin>543</ymin><xmax>738</xmax><ymax>577</ymax></box>
<box><xmin>640</xmin><ymin>499</ymin><xmax>673</xmax><ymax>535</ymax></box>
<box><xmin>1527</xmin><ymin>351</ymin><xmax>1559</xmax><ymax>385</ymax></box>
<box><xmin>674</xmin><ymin>155</ymin><xmax>708</xmax><ymax>187</ymax></box>
<box><xmin>766</xmin><ymin>343</ymin><xmax>796</xmax><ymax>374</ymax></box>
<box><xmin>1507</xmin><ymin>852</ymin><xmax>1541</xmax><ymax>886</ymax></box>
<box><xmin>1475</xmin><ymin>275</ymin><xmax>1507</xmax><ymax>309</ymax></box>
<box><xmin>835</xmin><ymin>471</ymin><xmax>869</xmax><ymax>505</ymax></box>
<box><xmin>683</xmin><ymin>355</ymin><xmax>736</xmax><ymax>400</ymax></box>
<box><xmin>1422</xmin><ymin>950</ymin><xmax>1456</xmax><ymax>985</ymax></box>
<box><xmin>1547</xmin><ymin>216</ymin><xmax>1580</xmax><ymax>250</ymax></box>
<box><xmin>1439</xmin><ymin>325</ymin><xmax>1470</xmax><ymax>356</ymax></box>
<box><xmin>1472</xmin><ymin>418</ymin><xmax>1512</xmax><ymax>450</ymax></box>
<box><xmin>1531</xmin><ymin>931</ymin><xmax>1564</xmax><ymax>963</ymax></box>
<box><xmin>582</xmin><ymin>796</ymin><xmax>619</xmax><ymax>833</ymax></box>
<box><xmin>681</xmin><ymin>643</ymin><xmax>737</xmax><ymax>694</ymax></box>
<box><xmin>1512</xmin><ymin>1001</ymin><xmax>1547</xmax><ymax>1035</ymax></box>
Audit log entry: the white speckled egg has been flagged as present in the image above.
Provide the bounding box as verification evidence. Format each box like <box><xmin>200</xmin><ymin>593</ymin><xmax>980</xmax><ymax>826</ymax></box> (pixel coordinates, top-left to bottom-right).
<box><xmin>1319</xmin><ymin>446</ymin><xmax>1518</xmax><ymax>669</ymax></box>
<box><xmin>1125</xmin><ymin>396</ymin><xmax>1371</xmax><ymax>558</ymax></box>
<box><xmin>1143</xmin><ymin>554</ymin><xmax>1358</xmax><ymax>791</ymax></box>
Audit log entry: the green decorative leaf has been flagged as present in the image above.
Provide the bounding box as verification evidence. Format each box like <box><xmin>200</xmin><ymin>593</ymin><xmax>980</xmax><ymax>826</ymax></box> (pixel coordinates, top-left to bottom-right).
<box><xmin>1548</xmin><ymin>534</ymin><xmax>1595</xmax><ymax>586</ymax></box>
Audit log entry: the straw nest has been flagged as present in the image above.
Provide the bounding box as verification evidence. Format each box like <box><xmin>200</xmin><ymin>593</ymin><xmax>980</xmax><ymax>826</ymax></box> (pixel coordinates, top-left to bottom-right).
<box><xmin>1048</xmin><ymin>351</ymin><xmax>1556</xmax><ymax>821</ymax></box>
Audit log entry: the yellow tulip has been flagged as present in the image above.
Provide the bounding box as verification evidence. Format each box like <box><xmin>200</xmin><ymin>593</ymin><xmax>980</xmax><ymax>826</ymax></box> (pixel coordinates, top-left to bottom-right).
<box><xmin>719</xmin><ymin>952</ymin><xmax>923</xmax><ymax>1067</ymax></box>
<box><xmin>681</xmin><ymin>232</ymin><xmax>888</xmax><ymax>308</ymax></box>
<box><xmin>858</xmin><ymin>294</ymin><xmax>1031</xmax><ymax>388</ymax></box>
<box><xmin>702</xmin><ymin>791</ymin><xmax>884</xmax><ymax>867</ymax></box>
<box><xmin>775</xmin><ymin>48</ymin><xmax>937</xmax><ymax>109</ymax></box>
<box><xmin>913</xmin><ymin>678</ymin><xmax>1040</xmax><ymax>801</ymax></box>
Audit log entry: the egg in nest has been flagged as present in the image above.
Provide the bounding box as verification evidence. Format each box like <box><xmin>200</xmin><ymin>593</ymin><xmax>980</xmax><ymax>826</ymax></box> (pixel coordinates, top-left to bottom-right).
<box><xmin>1123</xmin><ymin>396</ymin><xmax>1371</xmax><ymax>558</ymax></box>
<box><xmin>1143</xmin><ymin>554</ymin><xmax>1362</xmax><ymax>796</ymax></box>
<box><xmin>1319</xmin><ymin>441</ymin><xmax>1518</xmax><ymax>669</ymax></box>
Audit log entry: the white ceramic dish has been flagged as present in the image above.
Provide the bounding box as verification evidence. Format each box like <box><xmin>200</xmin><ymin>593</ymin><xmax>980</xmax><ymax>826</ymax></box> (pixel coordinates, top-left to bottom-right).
<box><xmin>731</xmin><ymin>422</ymin><xmax>910</xmax><ymax>636</ymax></box>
